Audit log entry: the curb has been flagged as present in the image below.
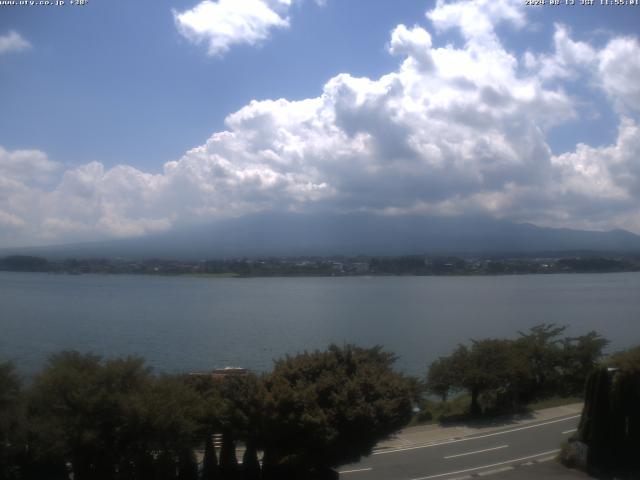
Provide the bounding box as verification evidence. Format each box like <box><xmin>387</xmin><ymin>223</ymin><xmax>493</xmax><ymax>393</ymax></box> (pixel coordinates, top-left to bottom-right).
<box><xmin>373</xmin><ymin>405</ymin><xmax>583</xmax><ymax>454</ymax></box>
<box><xmin>373</xmin><ymin>413</ymin><xmax>581</xmax><ymax>455</ymax></box>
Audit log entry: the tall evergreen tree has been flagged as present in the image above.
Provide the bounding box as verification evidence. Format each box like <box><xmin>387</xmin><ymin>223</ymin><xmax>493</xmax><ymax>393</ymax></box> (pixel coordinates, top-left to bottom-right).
<box><xmin>154</xmin><ymin>451</ymin><xmax>177</xmax><ymax>480</ymax></box>
<box><xmin>133</xmin><ymin>452</ymin><xmax>155</xmax><ymax>480</ymax></box>
<box><xmin>241</xmin><ymin>441</ymin><xmax>260</xmax><ymax>480</ymax></box>
<box><xmin>218</xmin><ymin>430</ymin><xmax>239</xmax><ymax>480</ymax></box>
<box><xmin>201</xmin><ymin>435</ymin><xmax>220</xmax><ymax>480</ymax></box>
<box><xmin>0</xmin><ymin>362</ymin><xmax>23</xmax><ymax>480</ymax></box>
<box><xmin>177</xmin><ymin>448</ymin><xmax>198</xmax><ymax>480</ymax></box>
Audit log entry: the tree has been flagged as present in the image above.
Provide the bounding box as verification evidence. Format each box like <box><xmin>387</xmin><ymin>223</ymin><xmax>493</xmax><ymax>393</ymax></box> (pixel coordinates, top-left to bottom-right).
<box><xmin>201</xmin><ymin>435</ymin><xmax>220</xmax><ymax>480</ymax></box>
<box><xmin>576</xmin><ymin>363</ymin><xmax>640</xmax><ymax>477</ymax></box>
<box><xmin>426</xmin><ymin>339</ymin><xmax>530</xmax><ymax>414</ymax></box>
<box><xmin>262</xmin><ymin>344</ymin><xmax>413</xmax><ymax>475</ymax></box>
<box><xmin>608</xmin><ymin>345</ymin><xmax>640</xmax><ymax>373</ymax></box>
<box><xmin>27</xmin><ymin>351</ymin><xmax>107</xmax><ymax>480</ymax></box>
<box><xmin>426</xmin><ymin>326</ymin><xmax>610</xmax><ymax>417</ymax></box>
<box><xmin>27</xmin><ymin>352</ymin><xmax>202</xmax><ymax>480</ymax></box>
<box><xmin>241</xmin><ymin>443</ymin><xmax>260</xmax><ymax>480</ymax></box>
<box><xmin>154</xmin><ymin>450</ymin><xmax>177</xmax><ymax>480</ymax></box>
<box><xmin>560</xmin><ymin>331</ymin><xmax>609</xmax><ymax>395</ymax></box>
<box><xmin>0</xmin><ymin>255</ymin><xmax>48</xmax><ymax>272</ymax></box>
<box><xmin>460</xmin><ymin>340</ymin><xmax>523</xmax><ymax>415</ymax></box>
<box><xmin>219</xmin><ymin>431</ymin><xmax>239</xmax><ymax>480</ymax></box>
<box><xmin>514</xmin><ymin>324</ymin><xmax>567</xmax><ymax>400</ymax></box>
<box><xmin>0</xmin><ymin>362</ymin><xmax>24</xmax><ymax>480</ymax></box>
<box><xmin>426</xmin><ymin>357</ymin><xmax>454</xmax><ymax>402</ymax></box>
<box><xmin>177</xmin><ymin>448</ymin><xmax>198</xmax><ymax>480</ymax></box>
<box><xmin>132</xmin><ymin>375</ymin><xmax>202</xmax><ymax>454</ymax></box>
<box><xmin>214</xmin><ymin>373</ymin><xmax>267</xmax><ymax>480</ymax></box>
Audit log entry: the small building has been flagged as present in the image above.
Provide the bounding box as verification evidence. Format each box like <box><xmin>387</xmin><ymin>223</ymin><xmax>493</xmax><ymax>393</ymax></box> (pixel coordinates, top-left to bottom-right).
<box><xmin>211</xmin><ymin>367</ymin><xmax>249</xmax><ymax>380</ymax></box>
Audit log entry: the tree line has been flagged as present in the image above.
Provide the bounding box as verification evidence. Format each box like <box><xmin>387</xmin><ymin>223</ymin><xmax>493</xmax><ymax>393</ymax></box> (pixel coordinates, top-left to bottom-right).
<box><xmin>3</xmin><ymin>254</ymin><xmax>640</xmax><ymax>276</ymax></box>
<box><xmin>426</xmin><ymin>324</ymin><xmax>610</xmax><ymax>415</ymax></box>
<box><xmin>2</xmin><ymin>326</ymin><xmax>634</xmax><ymax>480</ymax></box>
<box><xmin>0</xmin><ymin>345</ymin><xmax>415</xmax><ymax>480</ymax></box>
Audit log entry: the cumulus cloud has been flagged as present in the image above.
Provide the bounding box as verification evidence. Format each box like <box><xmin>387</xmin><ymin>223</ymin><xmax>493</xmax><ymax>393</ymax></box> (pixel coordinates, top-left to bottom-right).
<box><xmin>427</xmin><ymin>0</ymin><xmax>525</xmax><ymax>49</ymax></box>
<box><xmin>3</xmin><ymin>0</ymin><xmax>640</xmax><ymax>246</ymax></box>
<box><xmin>0</xmin><ymin>146</ymin><xmax>58</xmax><ymax>185</ymax></box>
<box><xmin>525</xmin><ymin>24</ymin><xmax>640</xmax><ymax>114</ymax></box>
<box><xmin>598</xmin><ymin>37</ymin><xmax>640</xmax><ymax>113</ymax></box>
<box><xmin>525</xmin><ymin>24</ymin><xmax>596</xmax><ymax>80</ymax></box>
<box><xmin>173</xmin><ymin>0</ymin><xmax>291</xmax><ymax>56</ymax></box>
<box><xmin>0</xmin><ymin>30</ymin><xmax>31</xmax><ymax>54</ymax></box>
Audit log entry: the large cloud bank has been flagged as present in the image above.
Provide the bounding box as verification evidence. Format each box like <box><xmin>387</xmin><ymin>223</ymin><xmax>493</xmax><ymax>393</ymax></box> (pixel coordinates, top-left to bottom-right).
<box><xmin>2</xmin><ymin>0</ymin><xmax>640</xmax><ymax>247</ymax></box>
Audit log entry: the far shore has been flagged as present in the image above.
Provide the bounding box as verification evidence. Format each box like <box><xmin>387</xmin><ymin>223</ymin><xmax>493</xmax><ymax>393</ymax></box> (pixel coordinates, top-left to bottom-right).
<box><xmin>2</xmin><ymin>252</ymin><xmax>640</xmax><ymax>278</ymax></box>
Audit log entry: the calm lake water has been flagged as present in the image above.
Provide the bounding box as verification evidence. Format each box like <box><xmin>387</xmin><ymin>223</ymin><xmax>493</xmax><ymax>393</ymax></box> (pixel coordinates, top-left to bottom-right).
<box><xmin>1</xmin><ymin>271</ymin><xmax>639</xmax><ymax>377</ymax></box>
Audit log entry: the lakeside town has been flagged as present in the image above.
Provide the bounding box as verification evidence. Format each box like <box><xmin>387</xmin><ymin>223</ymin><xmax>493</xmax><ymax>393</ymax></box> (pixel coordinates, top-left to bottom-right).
<box><xmin>1</xmin><ymin>253</ymin><xmax>640</xmax><ymax>277</ymax></box>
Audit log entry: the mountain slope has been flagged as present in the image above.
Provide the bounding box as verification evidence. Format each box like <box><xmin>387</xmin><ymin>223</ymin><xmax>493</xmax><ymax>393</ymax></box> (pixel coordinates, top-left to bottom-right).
<box><xmin>3</xmin><ymin>213</ymin><xmax>640</xmax><ymax>259</ymax></box>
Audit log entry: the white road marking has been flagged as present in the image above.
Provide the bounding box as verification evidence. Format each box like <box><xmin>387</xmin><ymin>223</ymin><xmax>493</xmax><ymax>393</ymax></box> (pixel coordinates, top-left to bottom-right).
<box><xmin>410</xmin><ymin>449</ymin><xmax>561</xmax><ymax>480</ymax></box>
<box><xmin>338</xmin><ymin>467</ymin><xmax>373</xmax><ymax>474</ymax></box>
<box><xmin>444</xmin><ymin>444</ymin><xmax>508</xmax><ymax>459</ymax></box>
<box><xmin>373</xmin><ymin>415</ymin><xmax>580</xmax><ymax>455</ymax></box>
<box><xmin>562</xmin><ymin>428</ymin><xmax>577</xmax><ymax>434</ymax></box>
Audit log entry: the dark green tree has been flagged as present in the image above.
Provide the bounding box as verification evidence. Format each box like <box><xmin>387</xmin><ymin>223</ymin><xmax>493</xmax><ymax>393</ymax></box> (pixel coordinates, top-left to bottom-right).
<box><xmin>576</xmin><ymin>362</ymin><xmax>640</xmax><ymax>477</ymax></box>
<box><xmin>426</xmin><ymin>355</ymin><xmax>457</xmax><ymax>402</ymax></box>
<box><xmin>201</xmin><ymin>435</ymin><xmax>220</xmax><ymax>480</ymax></box>
<box><xmin>241</xmin><ymin>443</ymin><xmax>260</xmax><ymax>480</ymax></box>
<box><xmin>461</xmin><ymin>340</ymin><xmax>524</xmax><ymax>414</ymax></box>
<box><xmin>132</xmin><ymin>375</ymin><xmax>202</xmax><ymax>454</ymax></box>
<box><xmin>154</xmin><ymin>450</ymin><xmax>177</xmax><ymax>480</ymax></box>
<box><xmin>0</xmin><ymin>362</ymin><xmax>25</xmax><ymax>480</ymax></box>
<box><xmin>608</xmin><ymin>345</ymin><xmax>640</xmax><ymax>373</ymax></box>
<box><xmin>215</xmin><ymin>373</ymin><xmax>267</xmax><ymax>480</ymax></box>
<box><xmin>177</xmin><ymin>448</ymin><xmax>198</xmax><ymax>480</ymax></box>
<box><xmin>427</xmin><ymin>326</ymin><xmax>610</xmax><ymax>417</ymax></box>
<box><xmin>262</xmin><ymin>344</ymin><xmax>413</xmax><ymax>475</ymax></box>
<box><xmin>132</xmin><ymin>452</ymin><xmax>155</xmax><ymax>480</ymax></box>
<box><xmin>218</xmin><ymin>431</ymin><xmax>239</xmax><ymax>480</ymax></box>
<box><xmin>514</xmin><ymin>324</ymin><xmax>567</xmax><ymax>400</ymax></box>
<box><xmin>426</xmin><ymin>339</ymin><xmax>530</xmax><ymax>414</ymax></box>
<box><xmin>560</xmin><ymin>331</ymin><xmax>609</xmax><ymax>395</ymax></box>
<box><xmin>27</xmin><ymin>352</ymin><xmax>202</xmax><ymax>480</ymax></box>
<box><xmin>27</xmin><ymin>351</ymin><xmax>108</xmax><ymax>480</ymax></box>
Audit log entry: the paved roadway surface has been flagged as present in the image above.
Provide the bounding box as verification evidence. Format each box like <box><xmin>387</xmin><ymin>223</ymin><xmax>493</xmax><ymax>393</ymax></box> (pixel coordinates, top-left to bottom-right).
<box><xmin>339</xmin><ymin>413</ymin><xmax>581</xmax><ymax>480</ymax></box>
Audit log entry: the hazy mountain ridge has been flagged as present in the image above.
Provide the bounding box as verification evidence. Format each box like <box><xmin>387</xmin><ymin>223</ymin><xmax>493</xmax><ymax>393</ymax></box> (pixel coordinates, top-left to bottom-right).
<box><xmin>3</xmin><ymin>213</ymin><xmax>640</xmax><ymax>260</ymax></box>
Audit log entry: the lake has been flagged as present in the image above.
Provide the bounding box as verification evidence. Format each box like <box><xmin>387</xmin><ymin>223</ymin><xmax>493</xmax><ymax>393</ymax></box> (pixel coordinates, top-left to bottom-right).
<box><xmin>1</xmin><ymin>271</ymin><xmax>639</xmax><ymax>377</ymax></box>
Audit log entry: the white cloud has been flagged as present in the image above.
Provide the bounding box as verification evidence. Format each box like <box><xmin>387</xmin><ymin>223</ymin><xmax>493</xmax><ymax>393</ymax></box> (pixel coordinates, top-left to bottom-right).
<box><xmin>526</xmin><ymin>24</ymin><xmax>596</xmax><ymax>80</ymax></box>
<box><xmin>173</xmin><ymin>0</ymin><xmax>291</xmax><ymax>56</ymax></box>
<box><xmin>388</xmin><ymin>24</ymin><xmax>434</xmax><ymax>71</ymax></box>
<box><xmin>3</xmin><ymin>0</ymin><xmax>640</xmax><ymax>246</ymax></box>
<box><xmin>552</xmin><ymin>118</ymin><xmax>640</xmax><ymax>201</ymax></box>
<box><xmin>0</xmin><ymin>146</ymin><xmax>59</xmax><ymax>185</ymax></box>
<box><xmin>598</xmin><ymin>37</ymin><xmax>640</xmax><ymax>113</ymax></box>
<box><xmin>0</xmin><ymin>30</ymin><xmax>31</xmax><ymax>54</ymax></box>
<box><xmin>427</xmin><ymin>0</ymin><xmax>525</xmax><ymax>49</ymax></box>
<box><xmin>525</xmin><ymin>25</ymin><xmax>640</xmax><ymax>115</ymax></box>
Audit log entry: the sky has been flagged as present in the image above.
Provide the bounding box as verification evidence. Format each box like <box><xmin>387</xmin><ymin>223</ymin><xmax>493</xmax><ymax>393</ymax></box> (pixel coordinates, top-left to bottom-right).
<box><xmin>0</xmin><ymin>0</ymin><xmax>639</xmax><ymax>247</ymax></box>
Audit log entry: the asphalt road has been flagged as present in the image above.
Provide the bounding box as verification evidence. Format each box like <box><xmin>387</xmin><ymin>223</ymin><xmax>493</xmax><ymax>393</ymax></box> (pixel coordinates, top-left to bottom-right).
<box><xmin>339</xmin><ymin>414</ymin><xmax>581</xmax><ymax>480</ymax></box>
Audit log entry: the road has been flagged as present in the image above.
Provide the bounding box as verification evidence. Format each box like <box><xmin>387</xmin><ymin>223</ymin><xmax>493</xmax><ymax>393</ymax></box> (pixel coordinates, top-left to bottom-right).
<box><xmin>339</xmin><ymin>414</ymin><xmax>580</xmax><ymax>480</ymax></box>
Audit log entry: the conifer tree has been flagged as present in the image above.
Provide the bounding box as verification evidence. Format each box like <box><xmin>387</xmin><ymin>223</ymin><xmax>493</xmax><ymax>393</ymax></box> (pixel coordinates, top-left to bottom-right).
<box><xmin>201</xmin><ymin>435</ymin><xmax>220</xmax><ymax>480</ymax></box>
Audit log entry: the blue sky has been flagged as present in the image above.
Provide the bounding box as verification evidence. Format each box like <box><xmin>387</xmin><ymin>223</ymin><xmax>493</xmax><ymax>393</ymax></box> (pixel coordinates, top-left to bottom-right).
<box><xmin>1</xmin><ymin>0</ymin><xmax>428</xmax><ymax>170</ymax></box>
<box><xmin>0</xmin><ymin>0</ymin><xmax>639</xmax><ymax>246</ymax></box>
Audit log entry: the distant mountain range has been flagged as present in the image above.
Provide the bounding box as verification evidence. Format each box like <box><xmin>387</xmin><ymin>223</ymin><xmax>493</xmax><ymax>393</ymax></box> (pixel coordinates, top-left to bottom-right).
<box><xmin>3</xmin><ymin>213</ymin><xmax>640</xmax><ymax>260</ymax></box>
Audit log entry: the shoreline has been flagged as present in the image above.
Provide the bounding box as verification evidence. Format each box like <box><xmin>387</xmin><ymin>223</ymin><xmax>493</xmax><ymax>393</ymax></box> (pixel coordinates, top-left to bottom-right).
<box><xmin>2</xmin><ymin>269</ymin><xmax>640</xmax><ymax>278</ymax></box>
